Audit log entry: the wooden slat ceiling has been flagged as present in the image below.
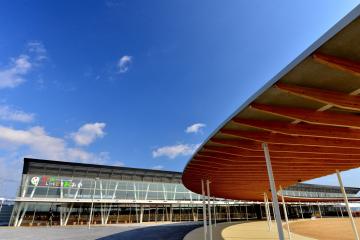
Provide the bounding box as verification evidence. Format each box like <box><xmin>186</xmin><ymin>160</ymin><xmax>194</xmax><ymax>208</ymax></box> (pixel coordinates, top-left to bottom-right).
<box><xmin>182</xmin><ymin>7</ymin><xmax>360</xmax><ymax>201</ymax></box>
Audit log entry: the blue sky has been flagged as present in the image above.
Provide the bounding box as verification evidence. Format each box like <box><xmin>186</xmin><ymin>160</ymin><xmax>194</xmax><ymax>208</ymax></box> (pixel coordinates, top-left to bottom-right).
<box><xmin>0</xmin><ymin>0</ymin><xmax>360</xmax><ymax>197</ymax></box>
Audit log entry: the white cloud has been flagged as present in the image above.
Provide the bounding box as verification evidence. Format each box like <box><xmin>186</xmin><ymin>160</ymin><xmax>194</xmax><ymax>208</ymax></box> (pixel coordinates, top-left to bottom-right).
<box><xmin>71</xmin><ymin>122</ymin><xmax>106</xmax><ymax>146</ymax></box>
<box><xmin>152</xmin><ymin>165</ymin><xmax>164</xmax><ymax>170</ymax></box>
<box><xmin>0</xmin><ymin>41</ymin><xmax>47</xmax><ymax>89</ymax></box>
<box><xmin>0</xmin><ymin>125</ymin><xmax>108</xmax><ymax>164</ymax></box>
<box><xmin>0</xmin><ymin>123</ymin><xmax>109</xmax><ymax>198</ymax></box>
<box><xmin>185</xmin><ymin>123</ymin><xmax>206</xmax><ymax>134</ymax></box>
<box><xmin>152</xmin><ymin>143</ymin><xmax>200</xmax><ymax>159</ymax></box>
<box><xmin>0</xmin><ymin>55</ymin><xmax>32</xmax><ymax>89</ymax></box>
<box><xmin>117</xmin><ymin>55</ymin><xmax>132</xmax><ymax>73</ymax></box>
<box><xmin>0</xmin><ymin>105</ymin><xmax>35</xmax><ymax>122</ymax></box>
<box><xmin>27</xmin><ymin>41</ymin><xmax>47</xmax><ymax>61</ymax></box>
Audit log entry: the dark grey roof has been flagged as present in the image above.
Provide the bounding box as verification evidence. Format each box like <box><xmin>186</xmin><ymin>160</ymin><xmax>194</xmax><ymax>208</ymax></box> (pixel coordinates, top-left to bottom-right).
<box><xmin>23</xmin><ymin>158</ymin><xmax>182</xmax><ymax>183</ymax></box>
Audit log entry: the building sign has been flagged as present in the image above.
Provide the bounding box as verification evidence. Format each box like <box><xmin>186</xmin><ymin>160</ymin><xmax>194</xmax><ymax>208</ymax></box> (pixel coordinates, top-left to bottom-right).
<box><xmin>30</xmin><ymin>176</ymin><xmax>81</xmax><ymax>188</ymax></box>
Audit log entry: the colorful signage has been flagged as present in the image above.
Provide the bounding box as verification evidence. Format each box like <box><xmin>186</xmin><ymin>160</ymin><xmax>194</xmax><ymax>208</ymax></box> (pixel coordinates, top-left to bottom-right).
<box><xmin>30</xmin><ymin>176</ymin><xmax>81</xmax><ymax>188</ymax></box>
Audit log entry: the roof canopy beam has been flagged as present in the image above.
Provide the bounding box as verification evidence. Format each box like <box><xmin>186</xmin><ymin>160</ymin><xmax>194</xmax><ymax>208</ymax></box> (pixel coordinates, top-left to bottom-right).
<box><xmin>201</xmin><ymin>146</ymin><xmax>360</xmax><ymax>159</ymax></box>
<box><xmin>313</xmin><ymin>53</ymin><xmax>360</xmax><ymax>76</ymax></box>
<box><xmin>276</xmin><ymin>82</ymin><xmax>360</xmax><ymax>111</ymax></box>
<box><xmin>211</xmin><ymin>138</ymin><xmax>360</xmax><ymax>155</ymax></box>
<box><xmin>221</xmin><ymin>129</ymin><xmax>360</xmax><ymax>149</ymax></box>
<box><xmin>251</xmin><ymin>103</ymin><xmax>360</xmax><ymax>129</ymax></box>
<box><xmin>233</xmin><ymin>119</ymin><xmax>360</xmax><ymax>140</ymax></box>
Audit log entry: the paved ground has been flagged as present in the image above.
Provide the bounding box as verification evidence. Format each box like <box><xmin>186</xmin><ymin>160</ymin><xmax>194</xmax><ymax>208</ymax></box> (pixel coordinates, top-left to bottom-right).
<box><xmin>0</xmin><ymin>222</ymin><xmax>201</xmax><ymax>240</ymax></box>
<box><xmin>184</xmin><ymin>221</ymin><xmax>314</xmax><ymax>240</ymax></box>
<box><xmin>290</xmin><ymin>217</ymin><xmax>360</xmax><ymax>240</ymax></box>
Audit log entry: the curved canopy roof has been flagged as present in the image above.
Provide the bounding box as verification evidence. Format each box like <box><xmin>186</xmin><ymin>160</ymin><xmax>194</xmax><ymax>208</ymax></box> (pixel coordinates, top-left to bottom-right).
<box><xmin>182</xmin><ymin>5</ymin><xmax>360</xmax><ymax>201</ymax></box>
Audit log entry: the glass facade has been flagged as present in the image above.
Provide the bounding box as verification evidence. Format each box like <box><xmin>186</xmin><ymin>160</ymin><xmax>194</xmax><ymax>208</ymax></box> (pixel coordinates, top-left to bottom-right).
<box><xmin>282</xmin><ymin>183</ymin><xmax>359</xmax><ymax>199</ymax></box>
<box><xmin>19</xmin><ymin>174</ymin><xmax>202</xmax><ymax>201</ymax></box>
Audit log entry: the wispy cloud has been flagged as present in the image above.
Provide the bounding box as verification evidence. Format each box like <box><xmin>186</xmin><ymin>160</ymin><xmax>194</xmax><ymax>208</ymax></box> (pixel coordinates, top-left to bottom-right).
<box><xmin>111</xmin><ymin>160</ymin><xmax>125</xmax><ymax>167</ymax></box>
<box><xmin>71</xmin><ymin>122</ymin><xmax>106</xmax><ymax>146</ymax></box>
<box><xmin>152</xmin><ymin>165</ymin><xmax>164</xmax><ymax>170</ymax></box>
<box><xmin>0</xmin><ymin>41</ymin><xmax>47</xmax><ymax>89</ymax></box>
<box><xmin>0</xmin><ymin>55</ymin><xmax>32</xmax><ymax>89</ymax></box>
<box><xmin>0</xmin><ymin>105</ymin><xmax>35</xmax><ymax>123</ymax></box>
<box><xmin>117</xmin><ymin>55</ymin><xmax>132</xmax><ymax>73</ymax></box>
<box><xmin>186</xmin><ymin>123</ymin><xmax>206</xmax><ymax>134</ymax></box>
<box><xmin>27</xmin><ymin>41</ymin><xmax>47</xmax><ymax>61</ymax></box>
<box><xmin>152</xmin><ymin>143</ymin><xmax>200</xmax><ymax>159</ymax></box>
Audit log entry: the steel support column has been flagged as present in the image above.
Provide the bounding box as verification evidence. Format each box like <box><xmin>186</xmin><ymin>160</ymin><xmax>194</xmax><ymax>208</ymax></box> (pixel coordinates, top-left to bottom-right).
<box><xmin>264</xmin><ymin>193</ymin><xmax>271</xmax><ymax>231</ymax></box>
<box><xmin>140</xmin><ymin>205</ymin><xmax>144</xmax><ymax>223</ymax></box>
<box><xmin>245</xmin><ymin>205</ymin><xmax>248</xmax><ymax>221</ymax></box>
<box><xmin>213</xmin><ymin>197</ymin><xmax>216</xmax><ymax>226</ymax></box>
<box><xmin>340</xmin><ymin>205</ymin><xmax>344</xmax><ymax>218</ymax></box>
<box><xmin>317</xmin><ymin>203</ymin><xmax>322</xmax><ymax>218</ymax></box>
<box><xmin>17</xmin><ymin>203</ymin><xmax>28</xmax><ymax>227</ymax></box>
<box><xmin>64</xmin><ymin>203</ymin><xmax>74</xmax><ymax>226</ymax></box>
<box><xmin>262</xmin><ymin>143</ymin><xmax>285</xmax><ymax>240</ymax></box>
<box><xmin>336</xmin><ymin>170</ymin><xmax>360</xmax><ymax>240</ymax></box>
<box><xmin>88</xmin><ymin>178</ymin><xmax>97</xmax><ymax>229</ymax></box>
<box><xmin>206</xmin><ymin>180</ymin><xmax>213</xmax><ymax>240</ymax></box>
<box><xmin>299</xmin><ymin>204</ymin><xmax>304</xmax><ymax>219</ymax></box>
<box><xmin>13</xmin><ymin>202</ymin><xmax>23</xmax><ymax>227</ymax></box>
<box><xmin>201</xmin><ymin>179</ymin><xmax>207</xmax><ymax>240</ymax></box>
<box><xmin>280</xmin><ymin>186</ymin><xmax>291</xmax><ymax>240</ymax></box>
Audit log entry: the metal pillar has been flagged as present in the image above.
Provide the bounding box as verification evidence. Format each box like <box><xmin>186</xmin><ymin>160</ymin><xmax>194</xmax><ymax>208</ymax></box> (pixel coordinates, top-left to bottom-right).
<box><xmin>13</xmin><ymin>202</ymin><xmax>24</xmax><ymax>227</ymax></box>
<box><xmin>336</xmin><ymin>170</ymin><xmax>360</xmax><ymax>240</ymax></box>
<box><xmin>213</xmin><ymin>197</ymin><xmax>217</xmax><ymax>226</ymax></box>
<box><xmin>299</xmin><ymin>204</ymin><xmax>304</xmax><ymax>219</ymax></box>
<box><xmin>264</xmin><ymin>193</ymin><xmax>271</xmax><ymax>231</ymax></box>
<box><xmin>280</xmin><ymin>186</ymin><xmax>291</xmax><ymax>240</ymax></box>
<box><xmin>17</xmin><ymin>203</ymin><xmax>28</xmax><ymax>227</ymax></box>
<box><xmin>140</xmin><ymin>205</ymin><xmax>144</xmax><ymax>223</ymax></box>
<box><xmin>31</xmin><ymin>207</ymin><xmax>37</xmax><ymax>226</ymax></box>
<box><xmin>64</xmin><ymin>203</ymin><xmax>74</xmax><ymax>226</ymax></box>
<box><xmin>262</xmin><ymin>143</ymin><xmax>285</xmax><ymax>240</ymax></box>
<box><xmin>245</xmin><ymin>205</ymin><xmax>248</xmax><ymax>221</ymax></box>
<box><xmin>317</xmin><ymin>203</ymin><xmax>322</xmax><ymax>218</ymax></box>
<box><xmin>206</xmin><ymin>180</ymin><xmax>213</xmax><ymax>240</ymax></box>
<box><xmin>170</xmin><ymin>205</ymin><xmax>173</xmax><ymax>222</ymax></box>
<box><xmin>340</xmin><ymin>205</ymin><xmax>344</xmax><ymax>218</ymax></box>
<box><xmin>60</xmin><ymin>205</ymin><xmax>64</xmax><ymax>226</ymax></box>
<box><xmin>88</xmin><ymin>178</ymin><xmax>97</xmax><ymax>229</ymax></box>
<box><xmin>201</xmin><ymin>179</ymin><xmax>207</xmax><ymax>240</ymax></box>
<box><xmin>226</xmin><ymin>202</ymin><xmax>231</xmax><ymax>222</ymax></box>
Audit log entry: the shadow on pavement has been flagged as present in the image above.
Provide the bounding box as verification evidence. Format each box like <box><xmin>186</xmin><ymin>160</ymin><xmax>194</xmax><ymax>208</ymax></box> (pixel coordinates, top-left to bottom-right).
<box><xmin>97</xmin><ymin>223</ymin><xmax>201</xmax><ymax>240</ymax></box>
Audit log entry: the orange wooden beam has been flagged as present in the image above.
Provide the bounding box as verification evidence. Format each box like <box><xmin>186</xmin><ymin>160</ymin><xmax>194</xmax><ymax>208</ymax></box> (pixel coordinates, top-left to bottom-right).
<box><xmin>276</xmin><ymin>82</ymin><xmax>360</xmax><ymax>111</ymax></box>
<box><xmin>201</xmin><ymin>146</ymin><xmax>360</xmax><ymax>160</ymax></box>
<box><xmin>251</xmin><ymin>103</ymin><xmax>360</xmax><ymax>129</ymax></box>
<box><xmin>221</xmin><ymin>129</ymin><xmax>360</xmax><ymax>149</ymax></box>
<box><xmin>233</xmin><ymin>119</ymin><xmax>360</xmax><ymax>140</ymax></box>
<box><xmin>194</xmin><ymin>155</ymin><xmax>360</xmax><ymax>165</ymax></box>
<box><xmin>211</xmin><ymin>138</ymin><xmax>360</xmax><ymax>155</ymax></box>
<box><xmin>313</xmin><ymin>53</ymin><xmax>360</xmax><ymax>76</ymax></box>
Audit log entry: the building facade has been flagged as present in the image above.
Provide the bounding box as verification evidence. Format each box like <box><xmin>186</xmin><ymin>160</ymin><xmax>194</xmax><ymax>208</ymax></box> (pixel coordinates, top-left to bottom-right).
<box><xmin>8</xmin><ymin>158</ymin><xmax>360</xmax><ymax>226</ymax></box>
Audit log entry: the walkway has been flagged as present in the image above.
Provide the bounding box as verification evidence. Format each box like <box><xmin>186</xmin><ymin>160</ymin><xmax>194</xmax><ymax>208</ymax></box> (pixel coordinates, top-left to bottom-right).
<box><xmin>290</xmin><ymin>218</ymin><xmax>360</xmax><ymax>240</ymax></box>
<box><xmin>0</xmin><ymin>222</ymin><xmax>200</xmax><ymax>240</ymax></box>
<box><xmin>184</xmin><ymin>221</ymin><xmax>315</xmax><ymax>240</ymax></box>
